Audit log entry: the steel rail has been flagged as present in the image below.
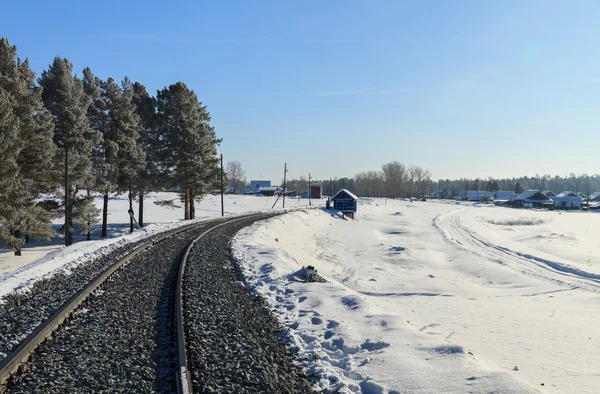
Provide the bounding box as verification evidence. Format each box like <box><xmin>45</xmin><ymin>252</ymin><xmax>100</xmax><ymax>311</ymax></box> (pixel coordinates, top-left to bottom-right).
<box><xmin>0</xmin><ymin>216</ymin><xmax>226</xmax><ymax>392</ymax></box>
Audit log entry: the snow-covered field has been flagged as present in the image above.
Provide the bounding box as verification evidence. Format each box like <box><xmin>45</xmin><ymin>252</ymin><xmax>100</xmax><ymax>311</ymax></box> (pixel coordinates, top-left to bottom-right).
<box><xmin>0</xmin><ymin>193</ymin><xmax>321</xmax><ymax>298</ymax></box>
<box><xmin>232</xmin><ymin>199</ymin><xmax>600</xmax><ymax>393</ymax></box>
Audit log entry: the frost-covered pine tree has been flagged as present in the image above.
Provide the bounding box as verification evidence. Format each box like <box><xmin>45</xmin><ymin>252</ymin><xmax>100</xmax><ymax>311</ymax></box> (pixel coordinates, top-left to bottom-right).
<box><xmin>131</xmin><ymin>82</ymin><xmax>158</xmax><ymax>227</ymax></box>
<box><xmin>82</xmin><ymin>67</ymin><xmax>114</xmax><ymax>238</ymax></box>
<box><xmin>0</xmin><ymin>38</ymin><xmax>57</xmax><ymax>255</ymax></box>
<box><xmin>39</xmin><ymin>56</ymin><xmax>100</xmax><ymax>246</ymax></box>
<box><xmin>157</xmin><ymin>82</ymin><xmax>220</xmax><ymax>220</ymax></box>
<box><xmin>109</xmin><ymin>77</ymin><xmax>145</xmax><ymax>233</ymax></box>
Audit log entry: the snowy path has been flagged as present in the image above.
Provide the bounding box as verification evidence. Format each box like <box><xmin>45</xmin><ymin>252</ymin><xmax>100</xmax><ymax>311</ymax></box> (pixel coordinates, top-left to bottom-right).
<box><xmin>434</xmin><ymin>207</ymin><xmax>600</xmax><ymax>293</ymax></box>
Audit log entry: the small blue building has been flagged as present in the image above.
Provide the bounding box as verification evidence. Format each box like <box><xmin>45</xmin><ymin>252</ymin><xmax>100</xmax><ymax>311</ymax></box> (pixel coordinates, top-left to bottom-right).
<box><xmin>331</xmin><ymin>189</ymin><xmax>358</xmax><ymax>219</ymax></box>
<box><xmin>250</xmin><ymin>180</ymin><xmax>271</xmax><ymax>193</ymax></box>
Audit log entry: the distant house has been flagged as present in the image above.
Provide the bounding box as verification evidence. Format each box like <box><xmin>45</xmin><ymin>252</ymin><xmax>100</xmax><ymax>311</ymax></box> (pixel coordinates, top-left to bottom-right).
<box><xmin>259</xmin><ymin>186</ymin><xmax>281</xmax><ymax>196</ymax></box>
<box><xmin>309</xmin><ymin>184</ymin><xmax>322</xmax><ymax>199</ymax></box>
<box><xmin>332</xmin><ymin>189</ymin><xmax>359</xmax><ymax>219</ymax></box>
<box><xmin>588</xmin><ymin>192</ymin><xmax>600</xmax><ymax>202</ymax></box>
<box><xmin>494</xmin><ymin>191</ymin><xmax>516</xmax><ymax>200</ymax></box>
<box><xmin>250</xmin><ymin>180</ymin><xmax>271</xmax><ymax>193</ymax></box>
<box><xmin>553</xmin><ymin>191</ymin><xmax>583</xmax><ymax>209</ymax></box>
<box><xmin>282</xmin><ymin>190</ymin><xmax>297</xmax><ymax>197</ymax></box>
<box><xmin>435</xmin><ymin>190</ymin><xmax>513</xmax><ymax>201</ymax></box>
<box><xmin>455</xmin><ymin>190</ymin><xmax>499</xmax><ymax>201</ymax></box>
<box><xmin>514</xmin><ymin>190</ymin><xmax>554</xmax><ymax>209</ymax></box>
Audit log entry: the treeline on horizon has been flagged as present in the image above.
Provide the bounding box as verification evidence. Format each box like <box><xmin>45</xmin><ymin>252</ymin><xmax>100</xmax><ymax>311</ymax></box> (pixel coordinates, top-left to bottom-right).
<box><xmin>0</xmin><ymin>37</ymin><xmax>220</xmax><ymax>253</ymax></box>
<box><xmin>284</xmin><ymin>161</ymin><xmax>432</xmax><ymax>198</ymax></box>
<box><xmin>434</xmin><ymin>174</ymin><xmax>600</xmax><ymax>196</ymax></box>
<box><xmin>287</xmin><ymin>171</ymin><xmax>600</xmax><ymax>198</ymax></box>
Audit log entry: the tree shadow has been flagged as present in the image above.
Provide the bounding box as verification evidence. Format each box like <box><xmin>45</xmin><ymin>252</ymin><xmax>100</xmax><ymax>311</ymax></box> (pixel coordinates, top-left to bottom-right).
<box><xmin>0</xmin><ymin>222</ymin><xmax>156</xmax><ymax>253</ymax></box>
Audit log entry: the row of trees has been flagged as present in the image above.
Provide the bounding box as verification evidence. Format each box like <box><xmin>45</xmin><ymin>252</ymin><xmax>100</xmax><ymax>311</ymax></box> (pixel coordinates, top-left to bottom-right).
<box><xmin>0</xmin><ymin>37</ymin><xmax>220</xmax><ymax>253</ymax></box>
<box><xmin>432</xmin><ymin>174</ymin><xmax>600</xmax><ymax>197</ymax></box>
<box><xmin>354</xmin><ymin>162</ymin><xmax>431</xmax><ymax>198</ymax></box>
<box><xmin>281</xmin><ymin>162</ymin><xmax>432</xmax><ymax>199</ymax></box>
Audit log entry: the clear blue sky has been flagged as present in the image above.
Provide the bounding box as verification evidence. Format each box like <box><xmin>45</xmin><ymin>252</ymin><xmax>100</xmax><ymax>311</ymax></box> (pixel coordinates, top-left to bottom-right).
<box><xmin>4</xmin><ymin>0</ymin><xmax>600</xmax><ymax>182</ymax></box>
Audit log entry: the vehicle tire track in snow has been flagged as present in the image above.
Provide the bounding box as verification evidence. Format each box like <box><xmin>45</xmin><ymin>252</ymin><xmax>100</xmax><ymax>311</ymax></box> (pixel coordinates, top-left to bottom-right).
<box><xmin>434</xmin><ymin>208</ymin><xmax>600</xmax><ymax>292</ymax></box>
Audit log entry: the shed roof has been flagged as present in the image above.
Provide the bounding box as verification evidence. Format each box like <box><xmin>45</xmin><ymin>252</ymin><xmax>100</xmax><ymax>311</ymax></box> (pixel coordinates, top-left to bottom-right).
<box><xmin>259</xmin><ymin>186</ymin><xmax>280</xmax><ymax>192</ymax></box>
<box><xmin>332</xmin><ymin>189</ymin><xmax>358</xmax><ymax>201</ymax></box>
<box><xmin>556</xmin><ymin>191</ymin><xmax>579</xmax><ymax>198</ymax></box>
<box><xmin>515</xmin><ymin>190</ymin><xmax>553</xmax><ymax>203</ymax></box>
<box><xmin>589</xmin><ymin>192</ymin><xmax>600</xmax><ymax>201</ymax></box>
<box><xmin>495</xmin><ymin>191</ymin><xmax>516</xmax><ymax>199</ymax></box>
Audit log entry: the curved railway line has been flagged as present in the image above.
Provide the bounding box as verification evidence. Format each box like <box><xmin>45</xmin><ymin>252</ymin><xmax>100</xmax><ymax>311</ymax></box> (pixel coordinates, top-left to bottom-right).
<box><xmin>0</xmin><ymin>211</ymin><xmax>317</xmax><ymax>393</ymax></box>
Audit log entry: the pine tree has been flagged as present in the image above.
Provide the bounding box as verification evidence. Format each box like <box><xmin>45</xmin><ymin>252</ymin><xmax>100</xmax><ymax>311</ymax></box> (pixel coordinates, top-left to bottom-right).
<box><xmin>109</xmin><ymin>77</ymin><xmax>145</xmax><ymax>232</ymax></box>
<box><xmin>157</xmin><ymin>82</ymin><xmax>220</xmax><ymax>219</ymax></box>
<box><xmin>0</xmin><ymin>38</ymin><xmax>57</xmax><ymax>255</ymax></box>
<box><xmin>39</xmin><ymin>56</ymin><xmax>99</xmax><ymax>246</ymax></box>
<box><xmin>82</xmin><ymin>67</ymin><xmax>114</xmax><ymax>238</ymax></box>
<box><xmin>514</xmin><ymin>182</ymin><xmax>525</xmax><ymax>194</ymax></box>
<box><xmin>131</xmin><ymin>82</ymin><xmax>158</xmax><ymax>227</ymax></box>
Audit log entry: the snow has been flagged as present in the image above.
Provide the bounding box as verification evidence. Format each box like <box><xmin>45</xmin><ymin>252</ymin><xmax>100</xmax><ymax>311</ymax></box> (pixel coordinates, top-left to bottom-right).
<box><xmin>332</xmin><ymin>189</ymin><xmax>359</xmax><ymax>201</ymax></box>
<box><xmin>0</xmin><ymin>192</ymin><xmax>322</xmax><ymax>299</ymax></box>
<box><xmin>232</xmin><ymin>199</ymin><xmax>600</xmax><ymax>393</ymax></box>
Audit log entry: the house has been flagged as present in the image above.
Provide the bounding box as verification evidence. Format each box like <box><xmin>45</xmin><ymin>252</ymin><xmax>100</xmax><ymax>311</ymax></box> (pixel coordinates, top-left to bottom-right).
<box><xmin>309</xmin><ymin>184</ymin><xmax>322</xmax><ymax>199</ymax></box>
<box><xmin>588</xmin><ymin>192</ymin><xmax>600</xmax><ymax>202</ymax></box>
<box><xmin>543</xmin><ymin>191</ymin><xmax>557</xmax><ymax>197</ymax></box>
<box><xmin>332</xmin><ymin>189</ymin><xmax>359</xmax><ymax>219</ymax></box>
<box><xmin>282</xmin><ymin>190</ymin><xmax>297</xmax><ymax>197</ymax></box>
<box><xmin>259</xmin><ymin>186</ymin><xmax>281</xmax><ymax>196</ymax></box>
<box><xmin>457</xmin><ymin>190</ymin><xmax>496</xmax><ymax>201</ymax></box>
<box><xmin>552</xmin><ymin>191</ymin><xmax>583</xmax><ymax>209</ymax></box>
<box><xmin>494</xmin><ymin>191</ymin><xmax>515</xmax><ymax>199</ymax></box>
<box><xmin>250</xmin><ymin>180</ymin><xmax>271</xmax><ymax>193</ymax></box>
<box><xmin>514</xmin><ymin>190</ymin><xmax>554</xmax><ymax>209</ymax></box>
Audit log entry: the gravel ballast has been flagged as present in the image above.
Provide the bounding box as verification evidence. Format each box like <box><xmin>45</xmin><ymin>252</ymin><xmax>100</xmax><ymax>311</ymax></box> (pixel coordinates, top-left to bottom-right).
<box><xmin>184</xmin><ymin>218</ymin><xmax>318</xmax><ymax>393</ymax></box>
<box><xmin>5</xmin><ymin>213</ymin><xmax>317</xmax><ymax>393</ymax></box>
<box><xmin>0</xmin><ymin>236</ymin><xmax>154</xmax><ymax>363</ymax></box>
<box><xmin>6</xmin><ymin>222</ymin><xmax>213</xmax><ymax>393</ymax></box>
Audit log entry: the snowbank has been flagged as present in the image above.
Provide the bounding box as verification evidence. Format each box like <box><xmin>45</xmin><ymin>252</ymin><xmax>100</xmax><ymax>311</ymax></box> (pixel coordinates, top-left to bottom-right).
<box><xmin>233</xmin><ymin>200</ymin><xmax>600</xmax><ymax>393</ymax></box>
<box><xmin>0</xmin><ymin>193</ymin><xmax>322</xmax><ymax>299</ymax></box>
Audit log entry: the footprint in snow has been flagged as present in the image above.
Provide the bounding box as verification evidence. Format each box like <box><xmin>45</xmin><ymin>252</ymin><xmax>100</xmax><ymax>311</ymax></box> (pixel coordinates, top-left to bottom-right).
<box><xmin>360</xmin><ymin>339</ymin><xmax>390</xmax><ymax>351</ymax></box>
<box><xmin>327</xmin><ymin>320</ymin><xmax>340</xmax><ymax>329</ymax></box>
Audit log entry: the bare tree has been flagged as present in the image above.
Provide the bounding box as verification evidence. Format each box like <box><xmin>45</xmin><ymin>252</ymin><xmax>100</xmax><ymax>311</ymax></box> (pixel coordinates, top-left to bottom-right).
<box><xmin>225</xmin><ymin>161</ymin><xmax>246</xmax><ymax>192</ymax></box>
<box><xmin>381</xmin><ymin>161</ymin><xmax>407</xmax><ymax>198</ymax></box>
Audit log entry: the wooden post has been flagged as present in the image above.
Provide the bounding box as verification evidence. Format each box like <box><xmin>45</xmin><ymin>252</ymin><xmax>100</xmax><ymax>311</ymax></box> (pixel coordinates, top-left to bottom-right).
<box><xmin>220</xmin><ymin>154</ymin><xmax>224</xmax><ymax>217</ymax></box>
<box><xmin>129</xmin><ymin>186</ymin><xmax>134</xmax><ymax>233</ymax></box>
<box><xmin>308</xmin><ymin>173</ymin><xmax>311</xmax><ymax>206</ymax></box>
<box><xmin>184</xmin><ymin>188</ymin><xmax>189</xmax><ymax>220</ymax></box>
<box><xmin>64</xmin><ymin>147</ymin><xmax>70</xmax><ymax>246</ymax></box>
<box><xmin>87</xmin><ymin>189</ymin><xmax>91</xmax><ymax>240</ymax></box>
<box><xmin>282</xmin><ymin>163</ymin><xmax>287</xmax><ymax>208</ymax></box>
<box><xmin>102</xmin><ymin>193</ymin><xmax>108</xmax><ymax>237</ymax></box>
<box><xmin>139</xmin><ymin>191</ymin><xmax>144</xmax><ymax>227</ymax></box>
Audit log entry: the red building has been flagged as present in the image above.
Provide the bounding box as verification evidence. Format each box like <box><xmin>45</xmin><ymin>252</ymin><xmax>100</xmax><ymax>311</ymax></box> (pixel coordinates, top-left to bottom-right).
<box><xmin>310</xmin><ymin>184</ymin><xmax>322</xmax><ymax>199</ymax></box>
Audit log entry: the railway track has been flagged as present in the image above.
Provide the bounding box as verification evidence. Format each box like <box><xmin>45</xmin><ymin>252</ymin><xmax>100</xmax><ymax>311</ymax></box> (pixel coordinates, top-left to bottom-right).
<box><xmin>0</xmin><ymin>210</ymin><xmax>317</xmax><ymax>393</ymax></box>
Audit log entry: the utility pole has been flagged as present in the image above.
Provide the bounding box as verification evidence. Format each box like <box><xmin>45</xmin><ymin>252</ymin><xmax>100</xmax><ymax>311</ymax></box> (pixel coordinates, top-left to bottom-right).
<box><xmin>308</xmin><ymin>173</ymin><xmax>312</xmax><ymax>206</ymax></box>
<box><xmin>220</xmin><ymin>154</ymin><xmax>224</xmax><ymax>216</ymax></box>
<box><xmin>587</xmin><ymin>185</ymin><xmax>590</xmax><ymax>209</ymax></box>
<box><xmin>330</xmin><ymin>178</ymin><xmax>332</xmax><ymax>198</ymax></box>
<box><xmin>64</xmin><ymin>147</ymin><xmax>70</xmax><ymax>247</ymax></box>
<box><xmin>282</xmin><ymin>163</ymin><xmax>288</xmax><ymax>208</ymax></box>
